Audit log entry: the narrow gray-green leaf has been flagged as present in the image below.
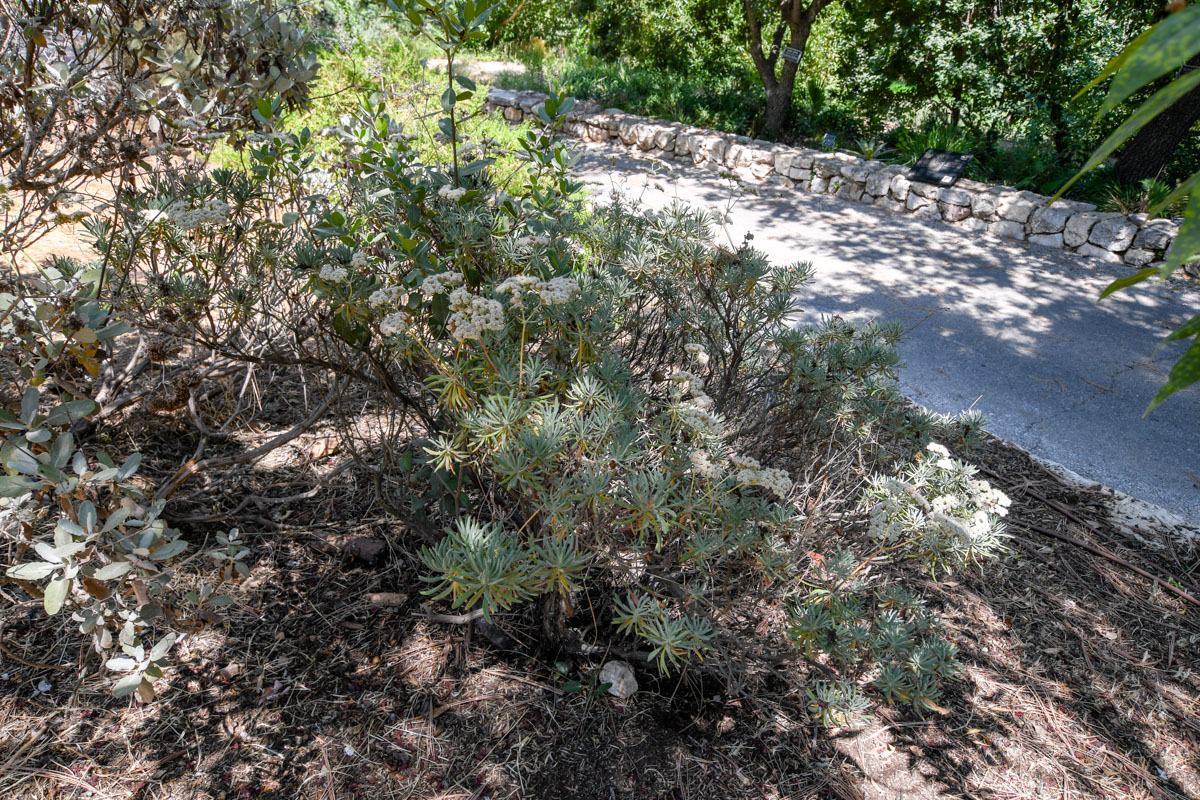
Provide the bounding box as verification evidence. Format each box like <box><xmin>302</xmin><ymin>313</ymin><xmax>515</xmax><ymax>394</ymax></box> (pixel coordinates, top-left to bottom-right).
<box><xmin>1146</xmin><ymin>338</ymin><xmax>1200</xmax><ymax>413</ymax></box>
<box><xmin>1162</xmin><ymin>194</ymin><xmax>1200</xmax><ymax>277</ymax></box>
<box><xmin>1165</xmin><ymin>312</ymin><xmax>1200</xmax><ymax>342</ymax></box>
<box><xmin>1073</xmin><ymin>25</ymin><xmax>1155</xmax><ymax>102</ymax></box>
<box><xmin>1054</xmin><ymin>69</ymin><xmax>1200</xmax><ymax>201</ymax></box>
<box><xmin>1102</xmin><ymin>7</ymin><xmax>1200</xmax><ymax>115</ymax></box>
<box><xmin>1100</xmin><ymin>266</ymin><xmax>1159</xmax><ymax>300</ymax></box>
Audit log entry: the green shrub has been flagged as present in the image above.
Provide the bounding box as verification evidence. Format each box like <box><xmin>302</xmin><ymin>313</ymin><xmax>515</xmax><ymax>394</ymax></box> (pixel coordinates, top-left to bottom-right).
<box><xmin>2</xmin><ymin>1</ymin><xmax>1004</xmax><ymax>724</ymax></box>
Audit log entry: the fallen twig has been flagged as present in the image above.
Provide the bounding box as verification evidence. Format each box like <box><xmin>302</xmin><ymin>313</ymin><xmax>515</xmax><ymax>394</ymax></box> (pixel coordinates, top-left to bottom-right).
<box><xmin>1012</xmin><ymin>520</ymin><xmax>1200</xmax><ymax>610</ymax></box>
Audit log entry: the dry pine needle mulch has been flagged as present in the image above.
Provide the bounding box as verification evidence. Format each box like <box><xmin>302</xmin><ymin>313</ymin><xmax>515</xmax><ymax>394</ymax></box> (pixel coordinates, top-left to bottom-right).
<box><xmin>1</xmin><ymin>433</ymin><xmax>1198</xmax><ymax>800</ymax></box>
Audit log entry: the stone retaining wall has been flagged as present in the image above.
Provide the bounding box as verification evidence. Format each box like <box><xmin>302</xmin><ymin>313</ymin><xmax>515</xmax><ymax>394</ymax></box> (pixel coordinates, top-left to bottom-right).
<box><xmin>486</xmin><ymin>88</ymin><xmax>1180</xmax><ymax>270</ymax></box>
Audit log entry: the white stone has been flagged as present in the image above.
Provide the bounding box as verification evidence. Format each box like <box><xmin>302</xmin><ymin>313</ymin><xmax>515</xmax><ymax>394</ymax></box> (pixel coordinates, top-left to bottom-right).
<box><xmin>774</xmin><ymin>151</ymin><xmax>796</xmax><ymax>174</ymax></box>
<box><xmin>1124</xmin><ymin>248</ymin><xmax>1155</xmax><ymax>267</ymax></box>
<box><xmin>1029</xmin><ymin>233</ymin><xmax>1064</xmax><ymax>248</ymax></box>
<box><xmin>906</xmin><ymin>192</ymin><xmax>931</xmax><ymax>211</ymax></box>
<box><xmin>997</xmin><ymin>196</ymin><xmax>1037</xmax><ymax>223</ymax></box>
<box><xmin>1089</xmin><ymin>217</ymin><xmax>1138</xmax><ymax>252</ymax></box>
<box><xmin>1029</xmin><ymin>204</ymin><xmax>1073</xmax><ymax>234</ymax></box>
<box><xmin>1076</xmin><ymin>243</ymin><xmax>1123</xmax><ymax>264</ymax></box>
<box><xmin>940</xmin><ymin>203</ymin><xmax>971</xmax><ymax>222</ymax></box>
<box><xmin>989</xmin><ymin>220</ymin><xmax>1026</xmax><ymax>240</ymax></box>
<box><xmin>890</xmin><ymin>174</ymin><xmax>911</xmax><ymax>200</ymax></box>
<box><xmin>971</xmin><ymin>193</ymin><xmax>998</xmax><ymax>218</ymax></box>
<box><xmin>910</xmin><ymin>181</ymin><xmax>940</xmax><ymax>200</ymax></box>
<box><xmin>952</xmin><ymin>217</ymin><xmax>989</xmax><ymax>233</ymax></box>
<box><xmin>599</xmin><ymin>660</ymin><xmax>638</xmax><ymax>699</ymax></box>
<box><xmin>865</xmin><ymin>171</ymin><xmax>892</xmax><ymax>196</ymax></box>
<box><xmin>809</xmin><ymin>176</ymin><xmax>829</xmax><ymax>193</ymax></box>
<box><xmin>1133</xmin><ymin>221</ymin><xmax>1177</xmax><ymax>250</ymax></box>
<box><xmin>1063</xmin><ymin>212</ymin><xmax>1118</xmax><ymax>248</ymax></box>
<box><xmin>937</xmin><ymin>187</ymin><xmax>972</xmax><ymax>206</ymax></box>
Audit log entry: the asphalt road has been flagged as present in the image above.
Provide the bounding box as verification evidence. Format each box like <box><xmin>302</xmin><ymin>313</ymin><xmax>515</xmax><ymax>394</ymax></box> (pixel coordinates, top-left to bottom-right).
<box><xmin>572</xmin><ymin>141</ymin><xmax>1200</xmax><ymax>527</ymax></box>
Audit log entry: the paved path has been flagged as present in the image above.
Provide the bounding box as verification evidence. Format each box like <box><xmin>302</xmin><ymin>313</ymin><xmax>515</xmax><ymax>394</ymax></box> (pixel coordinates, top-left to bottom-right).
<box><xmin>573</xmin><ymin>142</ymin><xmax>1200</xmax><ymax>527</ymax></box>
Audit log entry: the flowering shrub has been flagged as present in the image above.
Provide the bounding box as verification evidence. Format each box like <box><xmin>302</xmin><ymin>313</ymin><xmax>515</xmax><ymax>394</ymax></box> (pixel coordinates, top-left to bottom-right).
<box><xmin>790</xmin><ymin>443</ymin><xmax>1010</xmax><ymax>723</ymax></box>
<box><xmin>1</xmin><ymin>1</ymin><xmax>1004</xmax><ymax>724</ymax></box>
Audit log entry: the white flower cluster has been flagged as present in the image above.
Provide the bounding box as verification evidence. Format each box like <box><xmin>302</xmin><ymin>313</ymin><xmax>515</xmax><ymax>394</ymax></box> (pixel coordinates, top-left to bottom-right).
<box><xmin>513</xmin><ymin>235</ymin><xmax>551</xmax><ymax>250</ymax></box>
<box><xmin>494</xmin><ymin>275</ymin><xmax>579</xmax><ymax>305</ymax></box>
<box><xmin>668</xmin><ymin>371</ymin><xmax>720</xmax><ymax>430</ymax></box>
<box><xmin>535</xmin><ymin>276</ymin><xmax>578</xmax><ymax>305</ymax></box>
<box><xmin>379</xmin><ymin>311</ymin><xmax>413</xmax><ymax>337</ymax></box>
<box><xmin>350</xmin><ymin>250</ymin><xmax>370</xmax><ymax>270</ymax></box>
<box><xmin>735</xmin><ymin>462</ymin><xmax>793</xmax><ymax>497</ymax></box>
<box><xmin>688</xmin><ymin>450</ymin><xmax>722</xmax><ymax>479</ymax></box>
<box><xmin>447</xmin><ymin>287</ymin><xmax>505</xmax><ymax>341</ymax></box>
<box><xmin>865</xmin><ymin>443</ymin><xmax>1011</xmax><ymax>559</ymax></box>
<box><xmin>968</xmin><ymin>479</ymin><xmax>1011</xmax><ymax>516</ymax></box>
<box><xmin>684</xmin><ymin>343</ymin><xmax>710</xmax><ymax>367</ymax></box>
<box><xmin>319</xmin><ymin>264</ymin><xmax>348</xmax><ymax>282</ymax></box>
<box><xmin>438</xmin><ymin>185</ymin><xmax>467</xmax><ymax>202</ymax></box>
<box><xmin>420</xmin><ymin>271</ymin><xmax>464</xmax><ymax>297</ymax></box>
<box><xmin>369</xmin><ymin>286</ymin><xmax>405</xmax><ymax>308</ymax></box>
<box><xmin>173</xmin><ymin>200</ymin><xmax>232</xmax><ymax>231</ymax></box>
<box><xmin>494</xmin><ymin>275</ymin><xmax>540</xmax><ymax>300</ymax></box>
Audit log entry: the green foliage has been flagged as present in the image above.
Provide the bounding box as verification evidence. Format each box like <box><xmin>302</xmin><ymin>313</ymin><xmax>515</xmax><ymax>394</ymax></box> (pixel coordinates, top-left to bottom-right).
<box><xmin>790</xmin><ymin>442</ymin><xmax>1010</xmax><ymax>719</ymax></box>
<box><xmin>3</xmin><ymin>1</ymin><xmax>1006</xmax><ymax>725</ymax></box>
<box><xmin>1060</xmin><ymin>4</ymin><xmax>1200</xmax><ymax>412</ymax></box>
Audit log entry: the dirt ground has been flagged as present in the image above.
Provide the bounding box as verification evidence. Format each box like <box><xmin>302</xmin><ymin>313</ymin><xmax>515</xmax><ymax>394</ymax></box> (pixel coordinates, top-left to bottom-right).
<box><xmin>2</xmin><ymin>201</ymin><xmax>1199</xmax><ymax>800</ymax></box>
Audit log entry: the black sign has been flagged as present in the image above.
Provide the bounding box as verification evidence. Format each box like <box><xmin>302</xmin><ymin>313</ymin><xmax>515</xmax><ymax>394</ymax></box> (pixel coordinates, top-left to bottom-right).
<box><xmin>821</xmin><ymin>132</ymin><xmax>836</xmax><ymax>149</ymax></box>
<box><xmin>909</xmin><ymin>149</ymin><xmax>973</xmax><ymax>187</ymax></box>
<box><xmin>781</xmin><ymin>46</ymin><xmax>803</xmax><ymax>63</ymax></box>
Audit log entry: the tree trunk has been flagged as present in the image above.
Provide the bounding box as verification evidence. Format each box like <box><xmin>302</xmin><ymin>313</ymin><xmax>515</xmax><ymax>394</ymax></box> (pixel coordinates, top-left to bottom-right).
<box><xmin>765</xmin><ymin>80</ymin><xmax>795</xmax><ymax>140</ymax></box>
<box><xmin>742</xmin><ymin>0</ymin><xmax>828</xmax><ymax>141</ymax></box>
<box><xmin>1116</xmin><ymin>77</ymin><xmax>1200</xmax><ymax>186</ymax></box>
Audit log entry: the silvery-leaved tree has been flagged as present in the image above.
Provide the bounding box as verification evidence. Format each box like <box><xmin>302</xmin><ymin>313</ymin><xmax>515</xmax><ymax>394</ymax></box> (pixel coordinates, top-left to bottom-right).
<box><xmin>0</xmin><ymin>0</ymin><xmax>318</xmax><ymax>251</ymax></box>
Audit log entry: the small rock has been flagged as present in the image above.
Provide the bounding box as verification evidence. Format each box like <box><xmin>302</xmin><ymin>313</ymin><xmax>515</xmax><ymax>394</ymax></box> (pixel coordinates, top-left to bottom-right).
<box><xmin>988</xmin><ymin>220</ymin><xmax>1027</xmax><ymax>240</ymax></box>
<box><xmin>1124</xmin><ymin>248</ymin><xmax>1156</xmax><ymax>267</ymax></box>
<box><xmin>1028</xmin><ymin>233</ymin><xmax>1064</xmax><ymax>248</ymax></box>
<box><xmin>939</xmin><ymin>202</ymin><xmax>971</xmax><ymax>222</ymax></box>
<box><xmin>1076</xmin><ymin>243</ymin><xmax>1124</xmax><ymax>264</ymax></box>
<box><xmin>1089</xmin><ymin>217</ymin><xmax>1139</xmax><ymax>252</ymax></box>
<box><xmin>599</xmin><ymin>660</ymin><xmax>638</xmax><ymax>699</ymax></box>
<box><xmin>1029</xmin><ymin>204</ymin><xmax>1073</xmax><ymax>234</ymax></box>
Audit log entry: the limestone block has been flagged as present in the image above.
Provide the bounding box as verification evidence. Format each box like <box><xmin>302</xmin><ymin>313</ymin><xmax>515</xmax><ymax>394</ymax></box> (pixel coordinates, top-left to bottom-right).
<box><xmin>906</xmin><ymin>192</ymin><xmax>932</xmax><ymax>211</ymax></box>
<box><xmin>997</xmin><ymin>196</ymin><xmax>1036</xmax><ymax>224</ymax></box>
<box><xmin>939</xmin><ymin>202</ymin><xmax>972</xmax><ymax>222</ymax></box>
<box><xmin>989</xmin><ymin>220</ymin><xmax>1026</xmax><ymax>240</ymax></box>
<box><xmin>1088</xmin><ymin>217</ymin><xmax>1138</xmax><ymax>252</ymax></box>
<box><xmin>1124</xmin><ymin>248</ymin><xmax>1156</xmax><ymax>267</ymax></box>
<box><xmin>810</xmin><ymin>176</ymin><xmax>829</xmax><ymax>193</ymax></box>
<box><xmin>890</xmin><ymin>174</ymin><xmax>912</xmax><ymax>201</ymax></box>
<box><xmin>914</xmin><ymin>203</ymin><xmax>942</xmax><ymax>221</ymax></box>
<box><xmin>1063</xmin><ymin>212</ymin><xmax>1119</xmax><ymax>248</ymax></box>
<box><xmin>1029</xmin><ymin>204</ymin><xmax>1073</xmax><ymax>234</ymax></box>
<box><xmin>971</xmin><ymin>193</ymin><xmax>998</xmax><ymax>218</ymax></box>
<box><xmin>865</xmin><ymin>171</ymin><xmax>893</xmax><ymax>197</ymax></box>
<box><xmin>1133</xmin><ymin>220</ymin><xmax>1177</xmax><ymax>250</ymax></box>
<box><xmin>1029</xmin><ymin>233</ymin><xmax>1064</xmax><ymax>248</ymax></box>
<box><xmin>910</xmin><ymin>181</ymin><xmax>940</xmax><ymax>200</ymax></box>
<box><xmin>937</xmin><ymin>187</ymin><xmax>972</xmax><ymax>206</ymax></box>
<box><xmin>1076</xmin><ymin>243</ymin><xmax>1123</xmax><ymax>264</ymax></box>
<box><xmin>952</xmin><ymin>217</ymin><xmax>989</xmax><ymax>233</ymax></box>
